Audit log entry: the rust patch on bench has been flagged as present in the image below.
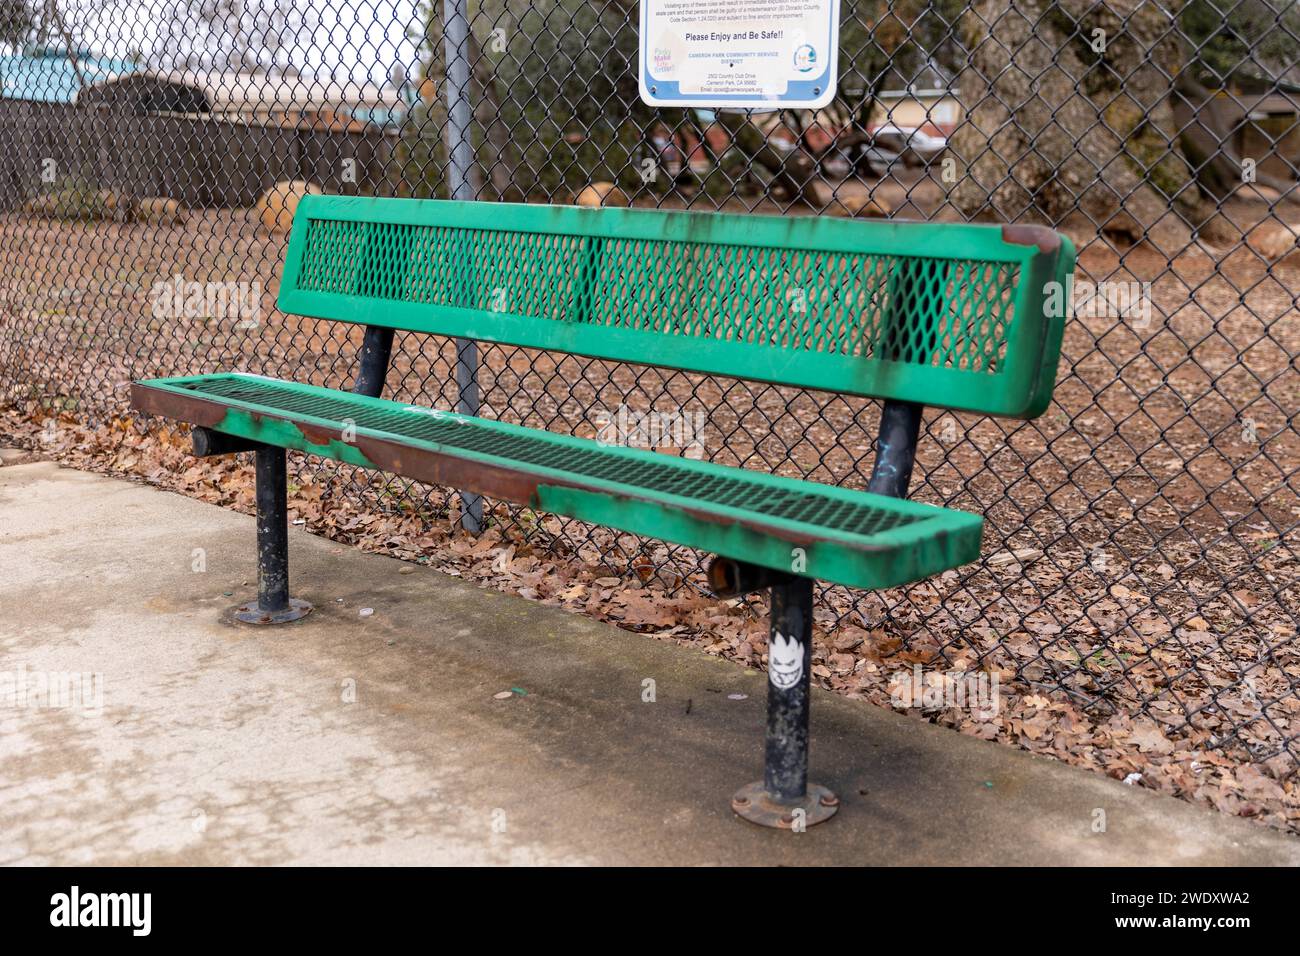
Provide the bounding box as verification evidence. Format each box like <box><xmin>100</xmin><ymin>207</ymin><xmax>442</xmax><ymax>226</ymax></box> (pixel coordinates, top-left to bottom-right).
<box><xmin>130</xmin><ymin>381</ymin><xmax>883</xmax><ymax>554</ymax></box>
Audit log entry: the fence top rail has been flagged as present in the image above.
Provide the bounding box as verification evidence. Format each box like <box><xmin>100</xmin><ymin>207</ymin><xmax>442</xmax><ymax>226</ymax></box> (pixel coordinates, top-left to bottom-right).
<box><xmin>278</xmin><ymin>196</ymin><xmax>1076</xmax><ymax>418</ymax></box>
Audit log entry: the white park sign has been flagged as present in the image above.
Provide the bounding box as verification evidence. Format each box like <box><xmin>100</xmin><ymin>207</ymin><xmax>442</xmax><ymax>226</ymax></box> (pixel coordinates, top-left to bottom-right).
<box><xmin>639</xmin><ymin>0</ymin><xmax>840</xmax><ymax>109</ymax></box>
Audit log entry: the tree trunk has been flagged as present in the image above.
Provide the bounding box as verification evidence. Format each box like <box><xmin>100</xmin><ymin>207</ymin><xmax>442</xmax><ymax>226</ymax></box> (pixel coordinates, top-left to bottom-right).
<box><xmin>1174</xmin><ymin>72</ymin><xmax>1300</xmax><ymax>204</ymax></box>
<box><xmin>951</xmin><ymin>0</ymin><xmax>1207</xmax><ymax>246</ymax></box>
<box><xmin>713</xmin><ymin>110</ymin><xmax>824</xmax><ymax>207</ymax></box>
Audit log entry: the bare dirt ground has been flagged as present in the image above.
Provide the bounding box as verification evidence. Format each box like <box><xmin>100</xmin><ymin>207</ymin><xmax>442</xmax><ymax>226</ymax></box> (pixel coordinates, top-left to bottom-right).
<box><xmin>1</xmin><ymin>198</ymin><xmax>1297</xmax><ymax>835</ymax></box>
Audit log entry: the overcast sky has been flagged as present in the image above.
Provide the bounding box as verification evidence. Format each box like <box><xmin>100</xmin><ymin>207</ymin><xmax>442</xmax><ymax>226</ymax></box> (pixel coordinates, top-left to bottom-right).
<box><xmin>57</xmin><ymin>0</ymin><xmax>425</xmax><ymax>85</ymax></box>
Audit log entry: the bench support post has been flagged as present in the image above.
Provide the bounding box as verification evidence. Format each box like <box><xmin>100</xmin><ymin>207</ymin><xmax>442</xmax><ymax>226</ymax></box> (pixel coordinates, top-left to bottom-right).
<box><xmin>232</xmin><ymin>445</ymin><xmax>312</xmax><ymax>625</ymax></box>
<box><xmin>353</xmin><ymin>326</ymin><xmax>395</xmax><ymax>398</ymax></box>
<box><xmin>866</xmin><ymin>400</ymin><xmax>922</xmax><ymax>498</ymax></box>
<box><xmin>732</xmin><ymin>576</ymin><xmax>838</xmax><ymax>829</ymax></box>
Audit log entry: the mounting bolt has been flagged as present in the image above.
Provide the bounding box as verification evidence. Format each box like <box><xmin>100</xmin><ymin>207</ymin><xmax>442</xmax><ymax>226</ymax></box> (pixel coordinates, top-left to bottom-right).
<box><xmin>732</xmin><ymin>781</ymin><xmax>838</xmax><ymax>829</ymax></box>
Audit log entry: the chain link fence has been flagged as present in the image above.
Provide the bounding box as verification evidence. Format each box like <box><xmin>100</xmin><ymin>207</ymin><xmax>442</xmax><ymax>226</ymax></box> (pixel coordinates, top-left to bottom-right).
<box><xmin>0</xmin><ymin>1</ymin><xmax>1297</xmax><ymax>781</ymax></box>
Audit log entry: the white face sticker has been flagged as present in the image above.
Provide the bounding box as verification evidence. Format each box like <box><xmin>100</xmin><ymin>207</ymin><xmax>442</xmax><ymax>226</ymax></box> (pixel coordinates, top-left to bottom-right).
<box><xmin>769</xmin><ymin>632</ymin><xmax>804</xmax><ymax>690</ymax></box>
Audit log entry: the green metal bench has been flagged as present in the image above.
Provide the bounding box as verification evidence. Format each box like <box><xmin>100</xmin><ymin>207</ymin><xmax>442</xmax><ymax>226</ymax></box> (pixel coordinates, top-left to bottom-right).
<box><xmin>132</xmin><ymin>196</ymin><xmax>1074</xmax><ymax>829</ymax></box>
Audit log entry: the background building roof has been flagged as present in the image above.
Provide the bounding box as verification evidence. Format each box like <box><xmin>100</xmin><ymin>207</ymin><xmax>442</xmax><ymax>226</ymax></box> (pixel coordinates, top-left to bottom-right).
<box><xmin>76</xmin><ymin>68</ymin><xmax>402</xmax><ymax>115</ymax></box>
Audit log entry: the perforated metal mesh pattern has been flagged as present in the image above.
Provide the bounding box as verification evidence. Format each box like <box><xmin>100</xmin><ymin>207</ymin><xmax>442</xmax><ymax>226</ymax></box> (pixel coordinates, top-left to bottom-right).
<box><xmin>297</xmin><ymin>218</ymin><xmax>1018</xmax><ymax>371</ymax></box>
<box><xmin>183</xmin><ymin>376</ymin><xmax>923</xmax><ymax>539</ymax></box>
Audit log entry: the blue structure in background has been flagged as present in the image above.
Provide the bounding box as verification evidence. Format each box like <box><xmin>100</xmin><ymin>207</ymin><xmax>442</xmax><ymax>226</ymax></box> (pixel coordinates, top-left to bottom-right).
<box><xmin>0</xmin><ymin>46</ymin><xmax>141</xmax><ymax>103</ymax></box>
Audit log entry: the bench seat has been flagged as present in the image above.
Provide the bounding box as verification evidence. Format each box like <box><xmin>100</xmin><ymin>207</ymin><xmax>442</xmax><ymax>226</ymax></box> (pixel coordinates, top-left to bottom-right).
<box><xmin>133</xmin><ymin>372</ymin><xmax>983</xmax><ymax>591</ymax></box>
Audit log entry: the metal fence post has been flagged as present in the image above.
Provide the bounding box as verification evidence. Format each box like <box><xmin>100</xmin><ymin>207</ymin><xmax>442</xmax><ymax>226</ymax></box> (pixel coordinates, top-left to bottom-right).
<box><xmin>442</xmin><ymin>0</ymin><xmax>483</xmax><ymax>533</ymax></box>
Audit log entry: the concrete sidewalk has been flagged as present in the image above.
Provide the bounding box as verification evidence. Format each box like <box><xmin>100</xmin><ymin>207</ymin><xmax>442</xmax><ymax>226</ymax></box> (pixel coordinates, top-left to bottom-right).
<box><xmin>1</xmin><ymin>457</ymin><xmax>1296</xmax><ymax>866</ymax></box>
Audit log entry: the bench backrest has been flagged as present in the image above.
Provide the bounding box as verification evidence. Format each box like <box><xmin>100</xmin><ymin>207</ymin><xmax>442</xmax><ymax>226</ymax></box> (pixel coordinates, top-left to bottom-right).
<box><xmin>278</xmin><ymin>196</ymin><xmax>1075</xmax><ymax>419</ymax></box>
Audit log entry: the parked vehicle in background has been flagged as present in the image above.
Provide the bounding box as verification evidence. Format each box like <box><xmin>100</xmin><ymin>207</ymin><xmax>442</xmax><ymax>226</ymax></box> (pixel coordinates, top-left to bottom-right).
<box><xmin>848</xmin><ymin>123</ymin><xmax>947</xmax><ymax>175</ymax></box>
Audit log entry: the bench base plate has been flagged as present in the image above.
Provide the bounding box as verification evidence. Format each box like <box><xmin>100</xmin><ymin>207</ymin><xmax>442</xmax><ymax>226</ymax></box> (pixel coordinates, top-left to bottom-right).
<box><xmin>231</xmin><ymin>598</ymin><xmax>314</xmax><ymax>626</ymax></box>
<box><xmin>731</xmin><ymin>781</ymin><xmax>839</xmax><ymax>829</ymax></box>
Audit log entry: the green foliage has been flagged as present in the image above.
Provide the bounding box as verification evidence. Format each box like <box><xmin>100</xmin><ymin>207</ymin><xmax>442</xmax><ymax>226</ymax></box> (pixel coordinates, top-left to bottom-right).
<box><xmin>0</xmin><ymin>0</ymin><xmax>35</xmax><ymax>48</ymax></box>
<box><xmin>22</xmin><ymin>178</ymin><xmax>124</xmax><ymax>221</ymax></box>
<box><xmin>840</xmin><ymin>0</ymin><xmax>967</xmax><ymax>91</ymax></box>
<box><xmin>1182</xmin><ymin>0</ymin><xmax>1300</xmax><ymax>87</ymax></box>
<box><xmin>400</xmin><ymin>0</ymin><xmax>971</xmax><ymax>197</ymax></box>
<box><xmin>404</xmin><ymin>0</ymin><xmax>657</xmax><ymax>198</ymax></box>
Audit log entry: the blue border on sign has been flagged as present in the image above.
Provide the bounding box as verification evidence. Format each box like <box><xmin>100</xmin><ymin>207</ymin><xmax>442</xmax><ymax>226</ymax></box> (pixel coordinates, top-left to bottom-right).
<box><xmin>639</xmin><ymin>0</ymin><xmax>840</xmax><ymax>107</ymax></box>
<box><xmin>644</xmin><ymin>71</ymin><xmax>834</xmax><ymax>104</ymax></box>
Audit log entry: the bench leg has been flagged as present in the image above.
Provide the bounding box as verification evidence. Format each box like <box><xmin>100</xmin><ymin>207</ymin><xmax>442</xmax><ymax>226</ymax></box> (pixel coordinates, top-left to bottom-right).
<box><xmin>232</xmin><ymin>446</ymin><xmax>312</xmax><ymax>625</ymax></box>
<box><xmin>732</xmin><ymin>577</ymin><xmax>838</xmax><ymax>829</ymax></box>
